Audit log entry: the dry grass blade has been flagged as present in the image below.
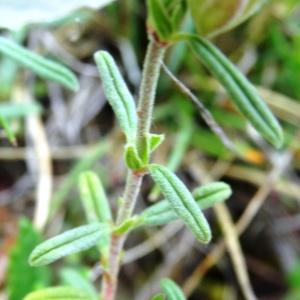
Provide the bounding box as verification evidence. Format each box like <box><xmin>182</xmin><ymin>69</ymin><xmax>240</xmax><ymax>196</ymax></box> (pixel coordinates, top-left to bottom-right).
<box><xmin>162</xmin><ymin>63</ymin><xmax>241</xmax><ymax>157</ymax></box>
<box><xmin>214</xmin><ymin>202</ymin><xmax>257</xmax><ymax>300</ymax></box>
<box><xmin>183</xmin><ymin>151</ymin><xmax>293</xmax><ymax>297</ymax></box>
<box><xmin>14</xmin><ymin>87</ymin><xmax>53</xmax><ymax>231</ymax></box>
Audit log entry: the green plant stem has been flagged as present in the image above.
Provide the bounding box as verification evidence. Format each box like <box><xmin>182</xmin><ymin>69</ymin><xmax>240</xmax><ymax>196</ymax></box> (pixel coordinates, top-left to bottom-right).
<box><xmin>101</xmin><ymin>38</ymin><xmax>166</xmax><ymax>300</ymax></box>
<box><xmin>137</xmin><ymin>38</ymin><xmax>167</xmax><ymax>141</ymax></box>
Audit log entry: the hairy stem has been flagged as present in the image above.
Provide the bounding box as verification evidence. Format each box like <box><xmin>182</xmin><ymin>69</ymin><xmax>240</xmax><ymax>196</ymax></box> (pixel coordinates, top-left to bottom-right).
<box><xmin>101</xmin><ymin>38</ymin><xmax>166</xmax><ymax>300</ymax></box>
<box><xmin>137</xmin><ymin>39</ymin><xmax>167</xmax><ymax>141</ymax></box>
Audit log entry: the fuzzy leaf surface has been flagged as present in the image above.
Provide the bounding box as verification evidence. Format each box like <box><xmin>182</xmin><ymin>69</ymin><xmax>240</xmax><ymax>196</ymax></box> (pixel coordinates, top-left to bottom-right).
<box><xmin>188</xmin><ymin>35</ymin><xmax>283</xmax><ymax>148</ymax></box>
<box><xmin>29</xmin><ymin>223</ymin><xmax>109</xmax><ymax>266</ymax></box>
<box><xmin>141</xmin><ymin>182</ymin><xmax>231</xmax><ymax>227</ymax></box>
<box><xmin>94</xmin><ymin>51</ymin><xmax>137</xmax><ymax>143</ymax></box>
<box><xmin>149</xmin><ymin>164</ymin><xmax>211</xmax><ymax>243</ymax></box>
<box><xmin>0</xmin><ymin>37</ymin><xmax>79</xmax><ymax>91</ymax></box>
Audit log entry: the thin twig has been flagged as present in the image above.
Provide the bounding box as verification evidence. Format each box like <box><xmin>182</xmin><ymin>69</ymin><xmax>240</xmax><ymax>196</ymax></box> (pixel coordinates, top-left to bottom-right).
<box><xmin>162</xmin><ymin>63</ymin><xmax>242</xmax><ymax>157</ymax></box>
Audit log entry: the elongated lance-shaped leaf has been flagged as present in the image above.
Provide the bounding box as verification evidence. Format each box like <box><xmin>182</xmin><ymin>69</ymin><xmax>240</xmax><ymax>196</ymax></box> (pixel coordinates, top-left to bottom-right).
<box><xmin>24</xmin><ymin>286</ymin><xmax>92</xmax><ymax>300</ymax></box>
<box><xmin>160</xmin><ymin>278</ymin><xmax>186</xmax><ymax>300</ymax></box>
<box><xmin>186</xmin><ymin>35</ymin><xmax>283</xmax><ymax>148</ymax></box>
<box><xmin>193</xmin><ymin>182</ymin><xmax>232</xmax><ymax>209</ymax></box>
<box><xmin>29</xmin><ymin>223</ymin><xmax>109</xmax><ymax>266</ymax></box>
<box><xmin>0</xmin><ymin>102</ymin><xmax>41</xmax><ymax>118</ymax></box>
<box><xmin>0</xmin><ymin>37</ymin><xmax>79</xmax><ymax>91</ymax></box>
<box><xmin>149</xmin><ymin>164</ymin><xmax>211</xmax><ymax>243</ymax></box>
<box><xmin>140</xmin><ymin>182</ymin><xmax>231</xmax><ymax>227</ymax></box>
<box><xmin>94</xmin><ymin>51</ymin><xmax>137</xmax><ymax>143</ymax></box>
<box><xmin>79</xmin><ymin>171</ymin><xmax>112</xmax><ymax>223</ymax></box>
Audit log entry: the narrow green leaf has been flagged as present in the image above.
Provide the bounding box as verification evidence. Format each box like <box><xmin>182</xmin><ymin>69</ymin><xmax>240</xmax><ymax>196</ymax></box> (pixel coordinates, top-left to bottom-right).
<box><xmin>140</xmin><ymin>200</ymin><xmax>174</xmax><ymax>227</ymax></box>
<box><xmin>0</xmin><ymin>37</ymin><xmax>79</xmax><ymax>91</ymax></box>
<box><xmin>147</xmin><ymin>0</ymin><xmax>174</xmax><ymax>41</ymax></box>
<box><xmin>50</xmin><ymin>140</ymin><xmax>109</xmax><ymax>218</ymax></box>
<box><xmin>24</xmin><ymin>286</ymin><xmax>92</xmax><ymax>300</ymax></box>
<box><xmin>0</xmin><ymin>102</ymin><xmax>41</xmax><ymax>118</ymax></box>
<box><xmin>94</xmin><ymin>51</ymin><xmax>137</xmax><ymax>143</ymax></box>
<box><xmin>186</xmin><ymin>35</ymin><xmax>283</xmax><ymax>148</ymax></box>
<box><xmin>193</xmin><ymin>182</ymin><xmax>232</xmax><ymax>209</ymax></box>
<box><xmin>0</xmin><ymin>27</ymin><xmax>26</xmax><ymax>99</ymax></box>
<box><xmin>141</xmin><ymin>182</ymin><xmax>231</xmax><ymax>227</ymax></box>
<box><xmin>124</xmin><ymin>144</ymin><xmax>144</xmax><ymax>170</ymax></box>
<box><xmin>160</xmin><ymin>278</ymin><xmax>186</xmax><ymax>300</ymax></box>
<box><xmin>149</xmin><ymin>164</ymin><xmax>211</xmax><ymax>243</ymax></box>
<box><xmin>29</xmin><ymin>223</ymin><xmax>109</xmax><ymax>266</ymax></box>
<box><xmin>79</xmin><ymin>171</ymin><xmax>112</xmax><ymax>223</ymax></box>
